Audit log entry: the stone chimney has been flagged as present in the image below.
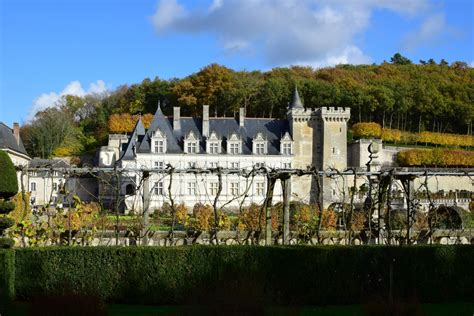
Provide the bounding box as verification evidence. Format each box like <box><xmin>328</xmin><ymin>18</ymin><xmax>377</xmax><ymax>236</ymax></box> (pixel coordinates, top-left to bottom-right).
<box><xmin>13</xmin><ymin>123</ymin><xmax>20</xmax><ymax>145</ymax></box>
<box><xmin>173</xmin><ymin>107</ymin><xmax>181</xmax><ymax>131</ymax></box>
<box><xmin>202</xmin><ymin>105</ymin><xmax>209</xmax><ymax>137</ymax></box>
<box><xmin>239</xmin><ymin>107</ymin><xmax>245</xmax><ymax>127</ymax></box>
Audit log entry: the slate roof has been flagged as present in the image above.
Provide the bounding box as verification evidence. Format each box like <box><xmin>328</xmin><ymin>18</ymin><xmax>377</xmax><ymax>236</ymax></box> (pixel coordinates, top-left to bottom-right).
<box><xmin>0</xmin><ymin>122</ymin><xmax>28</xmax><ymax>156</ymax></box>
<box><xmin>121</xmin><ymin>105</ymin><xmax>290</xmax><ymax>159</ymax></box>
<box><xmin>29</xmin><ymin>158</ymin><xmax>71</xmax><ymax>168</ymax></box>
<box><xmin>290</xmin><ymin>87</ymin><xmax>304</xmax><ymax>110</ymax></box>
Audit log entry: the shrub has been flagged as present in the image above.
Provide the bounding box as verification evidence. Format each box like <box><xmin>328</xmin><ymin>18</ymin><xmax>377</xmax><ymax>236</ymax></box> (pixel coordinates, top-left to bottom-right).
<box><xmin>397</xmin><ymin>149</ymin><xmax>474</xmax><ymax>167</ymax></box>
<box><xmin>0</xmin><ymin>238</ymin><xmax>14</xmax><ymax>249</ymax></box>
<box><xmin>352</xmin><ymin>122</ymin><xmax>382</xmax><ymax>139</ymax></box>
<box><xmin>0</xmin><ymin>151</ymin><xmax>18</xmax><ymax>199</ymax></box>
<box><xmin>353</xmin><ymin>123</ymin><xmax>474</xmax><ymax>148</ymax></box>
<box><xmin>0</xmin><ymin>249</ymin><xmax>15</xmax><ymax>303</ymax></box>
<box><xmin>175</xmin><ymin>203</ymin><xmax>189</xmax><ymax>227</ymax></box>
<box><xmin>192</xmin><ymin>203</ymin><xmax>213</xmax><ymax>231</ymax></box>
<box><xmin>350</xmin><ymin>211</ymin><xmax>366</xmax><ymax>231</ymax></box>
<box><xmin>0</xmin><ymin>218</ymin><xmax>15</xmax><ymax>231</ymax></box>
<box><xmin>238</xmin><ymin>203</ymin><xmax>279</xmax><ymax>231</ymax></box>
<box><xmin>320</xmin><ymin>210</ymin><xmax>337</xmax><ymax>231</ymax></box>
<box><xmin>0</xmin><ymin>200</ymin><xmax>15</xmax><ymax>214</ymax></box>
<box><xmin>7</xmin><ymin>246</ymin><xmax>474</xmax><ymax>306</ymax></box>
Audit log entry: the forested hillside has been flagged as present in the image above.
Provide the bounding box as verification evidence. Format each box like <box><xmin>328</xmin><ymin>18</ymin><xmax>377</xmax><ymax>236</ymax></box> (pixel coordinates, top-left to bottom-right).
<box><xmin>21</xmin><ymin>54</ymin><xmax>474</xmax><ymax>159</ymax></box>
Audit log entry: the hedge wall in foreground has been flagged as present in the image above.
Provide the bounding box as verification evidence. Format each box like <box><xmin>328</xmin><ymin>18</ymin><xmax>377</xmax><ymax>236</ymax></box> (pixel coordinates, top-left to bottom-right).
<box><xmin>5</xmin><ymin>246</ymin><xmax>474</xmax><ymax>306</ymax></box>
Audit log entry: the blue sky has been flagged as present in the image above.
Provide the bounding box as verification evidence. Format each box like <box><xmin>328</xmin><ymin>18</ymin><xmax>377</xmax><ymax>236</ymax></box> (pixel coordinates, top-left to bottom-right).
<box><xmin>1</xmin><ymin>0</ymin><xmax>472</xmax><ymax>126</ymax></box>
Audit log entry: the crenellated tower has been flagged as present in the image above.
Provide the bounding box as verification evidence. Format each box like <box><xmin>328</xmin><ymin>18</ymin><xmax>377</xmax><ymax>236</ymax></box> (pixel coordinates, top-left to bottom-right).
<box><xmin>318</xmin><ymin>107</ymin><xmax>351</xmax><ymax>170</ymax></box>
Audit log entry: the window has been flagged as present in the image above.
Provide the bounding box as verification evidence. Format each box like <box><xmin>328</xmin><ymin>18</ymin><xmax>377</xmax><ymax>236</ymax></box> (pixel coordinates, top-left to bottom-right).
<box><xmin>52</xmin><ymin>182</ymin><xmax>58</xmax><ymax>191</ymax></box>
<box><xmin>255</xmin><ymin>143</ymin><xmax>265</xmax><ymax>155</ymax></box>
<box><xmin>283</xmin><ymin>162</ymin><xmax>291</xmax><ymax>169</ymax></box>
<box><xmin>282</xmin><ymin>143</ymin><xmax>292</xmax><ymax>155</ymax></box>
<box><xmin>30</xmin><ymin>182</ymin><xmax>36</xmax><ymax>192</ymax></box>
<box><xmin>255</xmin><ymin>162</ymin><xmax>265</xmax><ymax>169</ymax></box>
<box><xmin>154</xmin><ymin>182</ymin><xmax>164</xmax><ymax>195</ymax></box>
<box><xmin>154</xmin><ymin>161</ymin><xmax>164</xmax><ymax>169</ymax></box>
<box><xmin>208</xmin><ymin>162</ymin><xmax>218</xmax><ymax>168</ymax></box>
<box><xmin>187</xmin><ymin>142</ymin><xmax>198</xmax><ymax>154</ymax></box>
<box><xmin>209</xmin><ymin>142</ymin><xmax>219</xmax><ymax>154</ymax></box>
<box><xmin>230</xmin><ymin>182</ymin><xmax>239</xmax><ymax>196</ymax></box>
<box><xmin>188</xmin><ymin>162</ymin><xmax>196</xmax><ymax>169</ymax></box>
<box><xmin>154</xmin><ymin>140</ymin><xmax>164</xmax><ymax>153</ymax></box>
<box><xmin>29</xmin><ymin>171</ymin><xmax>37</xmax><ymax>177</ymax></box>
<box><xmin>209</xmin><ymin>182</ymin><xmax>219</xmax><ymax>196</ymax></box>
<box><xmin>229</xmin><ymin>162</ymin><xmax>239</xmax><ymax>169</ymax></box>
<box><xmin>187</xmin><ymin>182</ymin><xmax>196</xmax><ymax>195</ymax></box>
<box><xmin>125</xmin><ymin>184</ymin><xmax>135</xmax><ymax>195</ymax></box>
<box><xmin>229</xmin><ymin>143</ymin><xmax>239</xmax><ymax>154</ymax></box>
<box><xmin>256</xmin><ymin>182</ymin><xmax>264</xmax><ymax>195</ymax></box>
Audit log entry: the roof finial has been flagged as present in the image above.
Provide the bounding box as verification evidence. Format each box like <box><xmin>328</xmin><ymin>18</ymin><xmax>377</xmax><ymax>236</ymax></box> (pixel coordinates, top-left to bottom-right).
<box><xmin>154</xmin><ymin>100</ymin><xmax>164</xmax><ymax>116</ymax></box>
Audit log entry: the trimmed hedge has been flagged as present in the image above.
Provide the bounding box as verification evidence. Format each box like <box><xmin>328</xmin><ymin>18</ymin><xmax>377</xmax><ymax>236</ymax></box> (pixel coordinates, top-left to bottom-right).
<box><xmin>352</xmin><ymin>122</ymin><xmax>382</xmax><ymax>139</ymax></box>
<box><xmin>0</xmin><ymin>249</ymin><xmax>15</xmax><ymax>303</ymax></box>
<box><xmin>397</xmin><ymin>149</ymin><xmax>474</xmax><ymax>167</ymax></box>
<box><xmin>352</xmin><ymin>122</ymin><xmax>474</xmax><ymax>148</ymax></box>
<box><xmin>0</xmin><ymin>151</ymin><xmax>18</xmax><ymax>199</ymax></box>
<box><xmin>3</xmin><ymin>245</ymin><xmax>473</xmax><ymax>306</ymax></box>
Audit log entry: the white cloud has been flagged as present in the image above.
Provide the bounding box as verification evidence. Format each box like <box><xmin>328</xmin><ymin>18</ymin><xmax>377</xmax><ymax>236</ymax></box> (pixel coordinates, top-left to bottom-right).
<box><xmin>28</xmin><ymin>80</ymin><xmax>108</xmax><ymax>121</ymax></box>
<box><xmin>151</xmin><ymin>0</ymin><xmax>185</xmax><ymax>31</ymax></box>
<box><xmin>403</xmin><ymin>14</ymin><xmax>447</xmax><ymax>51</ymax></box>
<box><xmin>150</xmin><ymin>0</ymin><xmax>431</xmax><ymax>66</ymax></box>
<box><xmin>307</xmin><ymin>45</ymin><xmax>373</xmax><ymax>68</ymax></box>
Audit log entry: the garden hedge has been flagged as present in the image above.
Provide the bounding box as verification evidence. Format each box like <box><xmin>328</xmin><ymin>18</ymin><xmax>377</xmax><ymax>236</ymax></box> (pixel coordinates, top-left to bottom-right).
<box><xmin>352</xmin><ymin>122</ymin><xmax>474</xmax><ymax>148</ymax></box>
<box><xmin>0</xmin><ymin>245</ymin><xmax>470</xmax><ymax>306</ymax></box>
<box><xmin>397</xmin><ymin>149</ymin><xmax>474</xmax><ymax>167</ymax></box>
<box><xmin>0</xmin><ymin>249</ymin><xmax>15</xmax><ymax>302</ymax></box>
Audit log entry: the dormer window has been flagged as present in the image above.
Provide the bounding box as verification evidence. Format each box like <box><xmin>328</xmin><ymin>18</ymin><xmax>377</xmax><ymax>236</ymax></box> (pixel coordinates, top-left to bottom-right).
<box><xmin>154</xmin><ymin>140</ymin><xmax>164</xmax><ymax>153</ymax></box>
<box><xmin>151</xmin><ymin>129</ymin><xmax>167</xmax><ymax>154</ymax></box>
<box><xmin>252</xmin><ymin>133</ymin><xmax>267</xmax><ymax>155</ymax></box>
<box><xmin>227</xmin><ymin>133</ymin><xmax>242</xmax><ymax>155</ymax></box>
<box><xmin>206</xmin><ymin>131</ymin><xmax>222</xmax><ymax>154</ymax></box>
<box><xmin>184</xmin><ymin>131</ymin><xmax>199</xmax><ymax>154</ymax></box>
<box><xmin>280</xmin><ymin>132</ymin><xmax>293</xmax><ymax>155</ymax></box>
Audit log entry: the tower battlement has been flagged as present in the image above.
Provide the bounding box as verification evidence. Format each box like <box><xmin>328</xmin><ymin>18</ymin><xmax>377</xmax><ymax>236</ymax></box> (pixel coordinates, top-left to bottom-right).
<box><xmin>320</xmin><ymin>107</ymin><xmax>350</xmax><ymax>122</ymax></box>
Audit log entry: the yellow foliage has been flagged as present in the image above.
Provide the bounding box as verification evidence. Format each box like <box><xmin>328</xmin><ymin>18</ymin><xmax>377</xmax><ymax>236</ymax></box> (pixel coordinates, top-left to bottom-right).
<box><xmin>354</xmin><ymin>123</ymin><xmax>473</xmax><ymax>148</ymax></box>
<box><xmin>320</xmin><ymin>209</ymin><xmax>337</xmax><ymax>231</ymax></box>
<box><xmin>350</xmin><ymin>212</ymin><xmax>365</xmax><ymax>231</ymax></box>
<box><xmin>108</xmin><ymin>113</ymin><xmax>154</xmax><ymax>133</ymax></box>
<box><xmin>238</xmin><ymin>203</ymin><xmax>279</xmax><ymax>231</ymax></box>
<box><xmin>397</xmin><ymin>149</ymin><xmax>474</xmax><ymax>167</ymax></box>
<box><xmin>381</xmin><ymin>128</ymin><xmax>402</xmax><ymax>143</ymax></box>
<box><xmin>217</xmin><ymin>210</ymin><xmax>231</xmax><ymax>230</ymax></box>
<box><xmin>352</xmin><ymin>122</ymin><xmax>382</xmax><ymax>139</ymax></box>
<box><xmin>52</xmin><ymin>146</ymin><xmax>75</xmax><ymax>157</ymax></box>
<box><xmin>192</xmin><ymin>203</ymin><xmax>213</xmax><ymax>231</ymax></box>
<box><xmin>7</xmin><ymin>192</ymin><xmax>31</xmax><ymax>223</ymax></box>
<box><xmin>175</xmin><ymin>203</ymin><xmax>189</xmax><ymax>227</ymax></box>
